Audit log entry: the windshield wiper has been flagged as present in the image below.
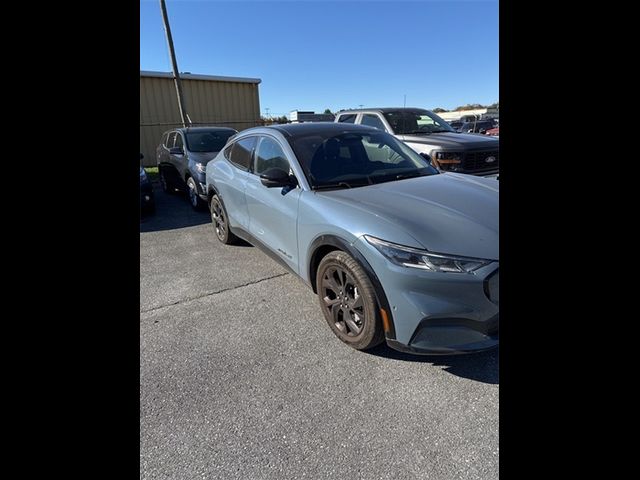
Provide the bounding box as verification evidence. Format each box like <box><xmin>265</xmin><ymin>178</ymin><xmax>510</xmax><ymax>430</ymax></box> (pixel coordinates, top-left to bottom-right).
<box><xmin>312</xmin><ymin>181</ymin><xmax>355</xmax><ymax>190</ymax></box>
<box><xmin>402</xmin><ymin>130</ymin><xmax>431</xmax><ymax>135</ymax></box>
<box><xmin>395</xmin><ymin>171</ymin><xmax>431</xmax><ymax>180</ymax></box>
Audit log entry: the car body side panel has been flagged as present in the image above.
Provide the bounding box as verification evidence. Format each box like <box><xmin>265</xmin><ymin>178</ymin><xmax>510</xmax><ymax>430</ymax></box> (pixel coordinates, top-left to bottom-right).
<box><xmin>209</xmin><ymin>159</ymin><xmax>250</xmax><ymax>230</ymax></box>
<box><xmin>245</xmin><ymin>175</ymin><xmax>302</xmax><ymax>273</ymax></box>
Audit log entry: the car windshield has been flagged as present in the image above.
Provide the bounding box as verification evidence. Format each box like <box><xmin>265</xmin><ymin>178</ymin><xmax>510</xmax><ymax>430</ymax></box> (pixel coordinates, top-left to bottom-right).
<box><xmin>288</xmin><ymin>130</ymin><xmax>439</xmax><ymax>189</ymax></box>
<box><xmin>185</xmin><ymin>130</ymin><xmax>235</xmax><ymax>152</ymax></box>
<box><xmin>383</xmin><ymin>110</ymin><xmax>454</xmax><ymax>134</ymax></box>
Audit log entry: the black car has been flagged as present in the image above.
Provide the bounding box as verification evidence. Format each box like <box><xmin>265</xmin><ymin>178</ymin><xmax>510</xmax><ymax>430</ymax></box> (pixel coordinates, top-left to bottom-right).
<box><xmin>156</xmin><ymin>126</ymin><xmax>238</xmax><ymax>209</ymax></box>
<box><xmin>140</xmin><ymin>154</ymin><xmax>155</xmax><ymax>215</ymax></box>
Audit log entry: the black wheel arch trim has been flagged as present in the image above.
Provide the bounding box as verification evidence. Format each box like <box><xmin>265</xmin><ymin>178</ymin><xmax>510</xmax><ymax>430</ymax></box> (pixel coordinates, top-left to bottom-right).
<box><xmin>308</xmin><ymin>234</ymin><xmax>397</xmax><ymax>340</ymax></box>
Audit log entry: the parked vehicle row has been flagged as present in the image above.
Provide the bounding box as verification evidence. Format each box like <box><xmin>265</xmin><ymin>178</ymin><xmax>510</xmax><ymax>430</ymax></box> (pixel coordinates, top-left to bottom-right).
<box><xmin>335</xmin><ymin>108</ymin><xmax>499</xmax><ymax>177</ymax></box>
<box><xmin>449</xmin><ymin>118</ymin><xmax>498</xmax><ymax>135</ymax></box>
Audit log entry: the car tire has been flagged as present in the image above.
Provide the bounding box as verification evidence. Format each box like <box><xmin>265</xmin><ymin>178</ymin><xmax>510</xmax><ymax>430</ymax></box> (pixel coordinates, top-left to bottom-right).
<box><xmin>160</xmin><ymin>168</ymin><xmax>175</xmax><ymax>194</ymax></box>
<box><xmin>210</xmin><ymin>194</ymin><xmax>238</xmax><ymax>245</ymax></box>
<box><xmin>186</xmin><ymin>176</ymin><xmax>205</xmax><ymax>210</ymax></box>
<box><xmin>316</xmin><ymin>250</ymin><xmax>384</xmax><ymax>350</ymax></box>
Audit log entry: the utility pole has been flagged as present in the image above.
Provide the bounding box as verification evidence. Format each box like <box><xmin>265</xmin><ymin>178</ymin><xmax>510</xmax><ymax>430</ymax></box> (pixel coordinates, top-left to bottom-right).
<box><xmin>159</xmin><ymin>0</ymin><xmax>189</xmax><ymax>127</ymax></box>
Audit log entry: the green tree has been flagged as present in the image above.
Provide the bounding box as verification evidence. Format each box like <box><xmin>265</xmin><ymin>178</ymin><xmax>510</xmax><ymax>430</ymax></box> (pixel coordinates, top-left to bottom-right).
<box><xmin>323</xmin><ymin>108</ymin><xmax>333</xmax><ymax>115</ymax></box>
<box><xmin>455</xmin><ymin>103</ymin><xmax>485</xmax><ymax>111</ymax></box>
<box><xmin>432</xmin><ymin>107</ymin><xmax>447</xmax><ymax>113</ymax></box>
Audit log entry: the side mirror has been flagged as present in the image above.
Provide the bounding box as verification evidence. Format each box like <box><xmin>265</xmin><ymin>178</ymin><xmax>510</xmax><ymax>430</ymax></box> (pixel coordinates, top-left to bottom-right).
<box><xmin>140</xmin><ymin>153</ymin><xmax>144</xmax><ymax>160</ymax></box>
<box><xmin>260</xmin><ymin>168</ymin><xmax>297</xmax><ymax>188</ymax></box>
<box><xmin>169</xmin><ymin>146</ymin><xmax>184</xmax><ymax>155</ymax></box>
<box><xmin>420</xmin><ymin>153</ymin><xmax>433</xmax><ymax>164</ymax></box>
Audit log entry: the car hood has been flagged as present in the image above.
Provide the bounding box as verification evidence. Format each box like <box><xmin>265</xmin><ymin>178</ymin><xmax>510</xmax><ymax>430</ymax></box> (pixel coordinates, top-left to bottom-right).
<box><xmin>188</xmin><ymin>151</ymin><xmax>220</xmax><ymax>163</ymax></box>
<box><xmin>399</xmin><ymin>132</ymin><xmax>499</xmax><ymax>150</ymax></box>
<box><xmin>319</xmin><ymin>173</ymin><xmax>499</xmax><ymax>260</ymax></box>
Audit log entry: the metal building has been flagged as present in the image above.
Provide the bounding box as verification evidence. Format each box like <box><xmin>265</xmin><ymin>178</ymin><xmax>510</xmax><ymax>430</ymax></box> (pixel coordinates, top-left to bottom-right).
<box><xmin>140</xmin><ymin>70</ymin><xmax>261</xmax><ymax>166</ymax></box>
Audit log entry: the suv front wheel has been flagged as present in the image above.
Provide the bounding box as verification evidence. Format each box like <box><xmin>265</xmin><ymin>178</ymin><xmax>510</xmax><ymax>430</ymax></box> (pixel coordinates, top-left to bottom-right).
<box><xmin>186</xmin><ymin>177</ymin><xmax>205</xmax><ymax>210</ymax></box>
<box><xmin>210</xmin><ymin>194</ymin><xmax>238</xmax><ymax>245</ymax></box>
<box><xmin>316</xmin><ymin>251</ymin><xmax>384</xmax><ymax>350</ymax></box>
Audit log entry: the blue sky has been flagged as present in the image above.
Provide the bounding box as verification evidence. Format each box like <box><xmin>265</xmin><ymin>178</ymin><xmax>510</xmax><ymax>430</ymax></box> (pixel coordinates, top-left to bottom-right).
<box><xmin>140</xmin><ymin>0</ymin><xmax>498</xmax><ymax>117</ymax></box>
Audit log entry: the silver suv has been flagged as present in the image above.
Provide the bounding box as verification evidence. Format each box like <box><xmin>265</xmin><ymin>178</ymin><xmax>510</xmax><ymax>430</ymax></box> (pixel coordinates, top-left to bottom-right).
<box><xmin>335</xmin><ymin>108</ymin><xmax>499</xmax><ymax>177</ymax></box>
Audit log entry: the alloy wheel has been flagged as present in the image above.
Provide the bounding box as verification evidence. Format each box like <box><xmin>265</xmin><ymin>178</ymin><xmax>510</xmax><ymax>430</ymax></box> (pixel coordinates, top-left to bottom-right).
<box><xmin>188</xmin><ymin>179</ymin><xmax>198</xmax><ymax>207</ymax></box>
<box><xmin>211</xmin><ymin>199</ymin><xmax>226</xmax><ymax>241</ymax></box>
<box><xmin>320</xmin><ymin>266</ymin><xmax>365</xmax><ymax>337</ymax></box>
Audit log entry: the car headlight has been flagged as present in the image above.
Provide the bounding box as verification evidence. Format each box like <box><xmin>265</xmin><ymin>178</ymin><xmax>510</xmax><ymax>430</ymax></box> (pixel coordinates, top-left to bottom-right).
<box><xmin>434</xmin><ymin>152</ymin><xmax>463</xmax><ymax>171</ymax></box>
<box><xmin>364</xmin><ymin>235</ymin><xmax>491</xmax><ymax>274</ymax></box>
<box><xmin>195</xmin><ymin>163</ymin><xmax>206</xmax><ymax>173</ymax></box>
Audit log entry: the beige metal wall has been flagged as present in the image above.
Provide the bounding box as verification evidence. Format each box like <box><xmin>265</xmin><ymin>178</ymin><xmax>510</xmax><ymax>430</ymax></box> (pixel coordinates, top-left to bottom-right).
<box><xmin>140</xmin><ymin>74</ymin><xmax>261</xmax><ymax>167</ymax></box>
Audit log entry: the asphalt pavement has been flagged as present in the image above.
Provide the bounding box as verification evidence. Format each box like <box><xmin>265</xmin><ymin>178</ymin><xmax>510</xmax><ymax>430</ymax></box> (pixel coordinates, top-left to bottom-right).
<box><xmin>140</xmin><ymin>183</ymin><xmax>499</xmax><ymax>480</ymax></box>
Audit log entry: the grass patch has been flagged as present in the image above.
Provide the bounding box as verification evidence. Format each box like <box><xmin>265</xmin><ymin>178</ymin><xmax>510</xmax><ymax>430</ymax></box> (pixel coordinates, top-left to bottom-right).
<box><xmin>144</xmin><ymin>166</ymin><xmax>159</xmax><ymax>182</ymax></box>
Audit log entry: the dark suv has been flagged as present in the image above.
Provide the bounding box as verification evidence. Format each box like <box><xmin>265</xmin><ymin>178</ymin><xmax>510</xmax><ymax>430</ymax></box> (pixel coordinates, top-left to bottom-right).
<box><xmin>156</xmin><ymin>126</ymin><xmax>237</xmax><ymax>208</ymax></box>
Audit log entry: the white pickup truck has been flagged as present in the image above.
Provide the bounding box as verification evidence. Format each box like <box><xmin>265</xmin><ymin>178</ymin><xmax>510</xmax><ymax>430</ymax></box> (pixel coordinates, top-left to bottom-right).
<box><xmin>335</xmin><ymin>108</ymin><xmax>499</xmax><ymax>178</ymax></box>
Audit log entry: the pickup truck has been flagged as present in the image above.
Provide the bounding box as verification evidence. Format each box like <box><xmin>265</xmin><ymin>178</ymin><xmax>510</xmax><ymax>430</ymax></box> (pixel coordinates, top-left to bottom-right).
<box><xmin>335</xmin><ymin>108</ymin><xmax>499</xmax><ymax>177</ymax></box>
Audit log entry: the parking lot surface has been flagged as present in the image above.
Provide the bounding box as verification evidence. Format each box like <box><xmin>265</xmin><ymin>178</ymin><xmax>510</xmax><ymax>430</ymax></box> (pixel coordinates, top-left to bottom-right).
<box><xmin>140</xmin><ymin>184</ymin><xmax>499</xmax><ymax>480</ymax></box>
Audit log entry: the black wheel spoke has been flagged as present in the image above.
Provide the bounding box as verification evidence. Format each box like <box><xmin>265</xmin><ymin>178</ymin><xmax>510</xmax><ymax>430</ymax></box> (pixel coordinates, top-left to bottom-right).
<box><xmin>331</xmin><ymin>303</ymin><xmax>342</xmax><ymax>322</ymax></box>
<box><xmin>351</xmin><ymin>294</ymin><xmax>364</xmax><ymax>312</ymax></box>
<box><xmin>323</xmin><ymin>275</ymin><xmax>341</xmax><ymax>295</ymax></box>
<box><xmin>344</xmin><ymin>312</ymin><xmax>362</xmax><ymax>335</ymax></box>
<box><xmin>323</xmin><ymin>295</ymin><xmax>340</xmax><ymax>307</ymax></box>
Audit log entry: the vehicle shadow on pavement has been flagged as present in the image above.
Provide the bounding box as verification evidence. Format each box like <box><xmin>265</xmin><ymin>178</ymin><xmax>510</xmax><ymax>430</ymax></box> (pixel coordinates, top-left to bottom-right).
<box><xmin>365</xmin><ymin>344</ymin><xmax>499</xmax><ymax>384</ymax></box>
<box><xmin>140</xmin><ymin>183</ymin><xmax>212</xmax><ymax>233</ymax></box>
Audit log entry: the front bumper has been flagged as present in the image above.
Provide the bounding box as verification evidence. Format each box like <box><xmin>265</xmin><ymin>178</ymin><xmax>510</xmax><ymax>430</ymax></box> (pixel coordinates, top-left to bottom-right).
<box><xmin>386</xmin><ymin>314</ymin><xmax>499</xmax><ymax>355</ymax></box>
<box><xmin>354</xmin><ymin>237</ymin><xmax>499</xmax><ymax>355</ymax></box>
<box><xmin>198</xmin><ymin>181</ymin><xmax>208</xmax><ymax>200</ymax></box>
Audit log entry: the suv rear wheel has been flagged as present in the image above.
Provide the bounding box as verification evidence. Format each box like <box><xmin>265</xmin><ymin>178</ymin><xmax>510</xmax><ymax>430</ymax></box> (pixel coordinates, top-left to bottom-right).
<box><xmin>210</xmin><ymin>194</ymin><xmax>238</xmax><ymax>245</ymax></box>
<box><xmin>316</xmin><ymin>251</ymin><xmax>384</xmax><ymax>350</ymax></box>
<box><xmin>159</xmin><ymin>168</ymin><xmax>175</xmax><ymax>194</ymax></box>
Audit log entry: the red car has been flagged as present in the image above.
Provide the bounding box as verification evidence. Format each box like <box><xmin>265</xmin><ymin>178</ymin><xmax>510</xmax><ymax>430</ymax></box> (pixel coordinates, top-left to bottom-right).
<box><xmin>486</xmin><ymin>126</ymin><xmax>499</xmax><ymax>136</ymax></box>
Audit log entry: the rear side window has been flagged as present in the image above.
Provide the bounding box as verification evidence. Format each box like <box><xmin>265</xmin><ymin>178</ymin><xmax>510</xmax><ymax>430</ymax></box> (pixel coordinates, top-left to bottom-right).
<box><xmin>229</xmin><ymin>137</ymin><xmax>257</xmax><ymax>171</ymax></box>
<box><xmin>337</xmin><ymin>114</ymin><xmax>356</xmax><ymax>123</ymax></box>
<box><xmin>361</xmin><ymin>114</ymin><xmax>386</xmax><ymax>131</ymax></box>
